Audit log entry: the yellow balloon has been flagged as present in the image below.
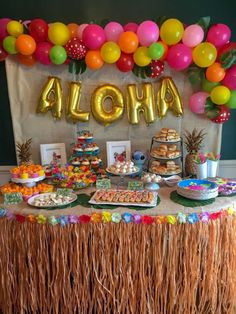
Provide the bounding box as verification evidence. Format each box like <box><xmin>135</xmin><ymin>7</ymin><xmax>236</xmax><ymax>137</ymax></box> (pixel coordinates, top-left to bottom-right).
<box><xmin>37</xmin><ymin>76</ymin><xmax>63</xmax><ymax>119</ymax></box>
<box><xmin>100</xmin><ymin>42</ymin><xmax>121</xmax><ymax>63</ymax></box>
<box><xmin>157</xmin><ymin>77</ymin><xmax>183</xmax><ymax>118</ymax></box>
<box><xmin>66</xmin><ymin>81</ymin><xmax>90</xmax><ymax>123</ymax></box>
<box><xmin>133</xmin><ymin>47</ymin><xmax>151</xmax><ymax>67</ymax></box>
<box><xmin>7</xmin><ymin>20</ymin><xmax>23</xmax><ymax>37</ymax></box>
<box><xmin>48</xmin><ymin>22</ymin><xmax>70</xmax><ymax>46</ymax></box>
<box><xmin>91</xmin><ymin>84</ymin><xmax>124</xmax><ymax>126</ymax></box>
<box><xmin>192</xmin><ymin>42</ymin><xmax>217</xmax><ymax>68</ymax></box>
<box><xmin>160</xmin><ymin>18</ymin><xmax>184</xmax><ymax>45</ymax></box>
<box><xmin>210</xmin><ymin>86</ymin><xmax>231</xmax><ymax>105</ymax></box>
<box><xmin>127</xmin><ymin>83</ymin><xmax>156</xmax><ymax>124</ymax></box>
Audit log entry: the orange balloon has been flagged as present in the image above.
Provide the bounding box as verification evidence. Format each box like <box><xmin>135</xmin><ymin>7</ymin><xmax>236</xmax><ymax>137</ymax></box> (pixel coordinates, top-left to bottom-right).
<box><xmin>118</xmin><ymin>31</ymin><xmax>139</xmax><ymax>53</ymax></box>
<box><xmin>158</xmin><ymin>41</ymin><xmax>169</xmax><ymax>61</ymax></box>
<box><xmin>85</xmin><ymin>50</ymin><xmax>104</xmax><ymax>70</ymax></box>
<box><xmin>67</xmin><ymin>23</ymin><xmax>79</xmax><ymax>38</ymax></box>
<box><xmin>206</xmin><ymin>62</ymin><xmax>226</xmax><ymax>82</ymax></box>
<box><xmin>15</xmin><ymin>34</ymin><xmax>36</xmax><ymax>55</ymax></box>
<box><xmin>17</xmin><ymin>53</ymin><xmax>36</xmax><ymax>66</ymax></box>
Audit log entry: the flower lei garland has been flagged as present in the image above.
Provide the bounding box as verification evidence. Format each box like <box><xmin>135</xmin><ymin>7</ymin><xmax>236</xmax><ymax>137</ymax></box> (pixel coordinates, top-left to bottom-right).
<box><xmin>0</xmin><ymin>207</ymin><xmax>234</xmax><ymax>227</ymax></box>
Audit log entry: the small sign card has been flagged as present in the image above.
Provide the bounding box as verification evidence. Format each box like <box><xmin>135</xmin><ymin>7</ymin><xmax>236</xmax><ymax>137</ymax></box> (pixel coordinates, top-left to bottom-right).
<box><xmin>56</xmin><ymin>188</ymin><xmax>73</xmax><ymax>196</ymax></box>
<box><xmin>4</xmin><ymin>193</ymin><xmax>23</xmax><ymax>205</ymax></box>
<box><xmin>96</xmin><ymin>179</ymin><xmax>111</xmax><ymax>190</ymax></box>
<box><xmin>128</xmin><ymin>181</ymin><xmax>144</xmax><ymax>191</ymax></box>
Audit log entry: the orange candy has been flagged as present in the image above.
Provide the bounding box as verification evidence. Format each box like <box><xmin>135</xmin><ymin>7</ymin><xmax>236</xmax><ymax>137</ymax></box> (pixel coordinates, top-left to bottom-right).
<box><xmin>206</xmin><ymin>62</ymin><xmax>226</xmax><ymax>82</ymax></box>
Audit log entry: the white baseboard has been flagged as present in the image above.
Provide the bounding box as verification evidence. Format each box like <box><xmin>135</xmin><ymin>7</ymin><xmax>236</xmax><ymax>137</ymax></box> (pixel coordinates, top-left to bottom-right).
<box><xmin>219</xmin><ymin>160</ymin><xmax>236</xmax><ymax>178</ymax></box>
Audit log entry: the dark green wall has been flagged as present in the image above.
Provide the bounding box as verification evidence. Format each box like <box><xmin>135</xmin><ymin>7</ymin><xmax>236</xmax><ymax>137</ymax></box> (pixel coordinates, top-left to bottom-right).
<box><xmin>1</xmin><ymin>0</ymin><xmax>236</xmax><ymax>164</ymax></box>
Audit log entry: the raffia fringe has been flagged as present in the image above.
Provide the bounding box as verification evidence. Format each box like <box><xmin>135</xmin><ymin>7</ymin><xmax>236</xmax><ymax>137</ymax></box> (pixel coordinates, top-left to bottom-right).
<box><xmin>0</xmin><ymin>217</ymin><xmax>236</xmax><ymax>314</ymax></box>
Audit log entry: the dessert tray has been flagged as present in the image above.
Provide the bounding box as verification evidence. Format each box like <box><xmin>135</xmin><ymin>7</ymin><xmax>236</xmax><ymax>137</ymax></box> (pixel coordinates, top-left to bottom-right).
<box><xmin>28</xmin><ymin>192</ymin><xmax>77</xmax><ymax>208</ymax></box>
<box><xmin>89</xmin><ymin>189</ymin><xmax>158</xmax><ymax>207</ymax></box>
<box><xmin>150</xmin><ymin>153</ymin><xmax>181</xmax><ymax>160</ymax></box>
<box><xmin>106</xmin><ymin>167</ymin><xmax>139</xmax><ymax>176</ymax></box>
<box><xmin>153</xmin><ymin>138</ymin><xmax>181</xmax><ymax>143</ymax></box>
<box><xmin>177</xmin><ymin>179</ymin><xmax>218</xmax><ymax>200</ymax></box>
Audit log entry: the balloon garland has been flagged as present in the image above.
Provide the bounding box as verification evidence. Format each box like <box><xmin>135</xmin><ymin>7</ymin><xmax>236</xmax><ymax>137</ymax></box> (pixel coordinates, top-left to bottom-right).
<box><xmin>1</xmin><ymin>17</ymin><xmax>236</xmax><ymax>124</ymax></box>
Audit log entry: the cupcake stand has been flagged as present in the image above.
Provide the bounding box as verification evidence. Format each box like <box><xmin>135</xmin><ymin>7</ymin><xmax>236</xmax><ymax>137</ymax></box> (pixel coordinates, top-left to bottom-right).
<box><xmin>11</xmin><ymin>175</ymin><xmax>45</xmax><ymax>187</ymax></box>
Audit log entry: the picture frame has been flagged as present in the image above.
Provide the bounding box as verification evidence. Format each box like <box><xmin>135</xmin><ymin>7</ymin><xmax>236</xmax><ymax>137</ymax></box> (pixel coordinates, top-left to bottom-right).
<box><xmin>106</xmin><ymin>141</ymin><xmax>131</xmax><ymax>167</ymax></box>
<box><xmin>40</xmin><ymin>143</ymin><xmax>67</xmax><ymax>166</ymax></box>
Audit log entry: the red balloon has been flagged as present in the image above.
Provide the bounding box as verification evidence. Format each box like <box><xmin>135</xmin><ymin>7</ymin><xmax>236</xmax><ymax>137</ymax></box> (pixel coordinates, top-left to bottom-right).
<box><xmin>210</xmin><ymin>105</ymin><xmax>230</xmax><ymax>123</ymax></box>
<box><xmin>17</xmin><ymin>53</ymin><xmax>36</xmax><ymax>66</ymax></box>
<box><xmin>217</xmin><ymin>42</ymin><xmax>236</xmax><ymax>61</ymax></box>
<box><xmin>65</xmin><ymin>37</ymin><xmax>87</xmax><ymax>60</ymax></box>
<box><xmin>0</xmin><ymin>42</ymin><xmax>8</xmax><ymax>61</ymax></box>
<box><xmin>34</xmin><ymin>41</ymin><xmax>53</xmax><ymax>65</ymax></box>
<box><xmin>116</xmin><ymin>52</ymin><xmax>134</xmax><ymax>72</ymax></box>
<box><xmin>0</xmin><ymin>18</ymin><xmax>11</xmax><ymax>41</ymax></box>
<box><xmin>29</xmin><ymin>19</ymin><xmax>48</xmax><ymax>42</ymax></box>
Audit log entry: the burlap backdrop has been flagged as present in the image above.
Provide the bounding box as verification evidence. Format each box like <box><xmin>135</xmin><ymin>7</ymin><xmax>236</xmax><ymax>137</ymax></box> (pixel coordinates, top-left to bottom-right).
<box><xmin>5</xmin><ymin>57</ymin><xmax>222</xmax><ymax>165</ymax></box>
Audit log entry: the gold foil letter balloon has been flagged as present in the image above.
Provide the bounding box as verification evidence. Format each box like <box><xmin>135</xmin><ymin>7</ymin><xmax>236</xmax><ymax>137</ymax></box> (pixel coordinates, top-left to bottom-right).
<box><xmin>66</xmin><ymin>81</ymin><xmax>90</xmax><ymax>123</ymax></box>
<box><xmin>127</xmin><ymin>83</ymin><xmax>156</xmax><ymax>124</ymax></box>
<box><xmin>91</xmin><ymin>84</ymin><xmax>124</xmax><ymax>126</ymax></box>
<box><xmin>157</xmin><ymin>77</ymin><xmax>183</xmax><ymax>118</ymax></box>
<box><xmin>37</xmin><ymin>76</ymin><xmax>62</xmax><ymax>119</ymax></box>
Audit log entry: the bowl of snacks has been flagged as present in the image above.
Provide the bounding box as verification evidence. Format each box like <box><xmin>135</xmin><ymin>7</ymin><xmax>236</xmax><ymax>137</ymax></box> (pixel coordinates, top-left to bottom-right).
<box><xmin>164</xmin><ymin>175</ymin><xmax>182</xmax><ymax>187</ymax></box>
<box><xmin>141</xmin><ymin>173</ymin><xmax>162</xmax><ymax>190</ymax></box>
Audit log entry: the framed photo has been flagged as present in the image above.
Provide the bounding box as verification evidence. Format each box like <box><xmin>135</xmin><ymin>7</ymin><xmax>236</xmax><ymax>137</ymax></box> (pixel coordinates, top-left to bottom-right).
<box><xmin>40</xmin><ymin>143</ymin><xmax>67</xmax><ymax>166</ymax></box>
<box><xmin>106</xmin><ymin>141</ymin><xmax>131</xmax><ymax>167</ymax></box>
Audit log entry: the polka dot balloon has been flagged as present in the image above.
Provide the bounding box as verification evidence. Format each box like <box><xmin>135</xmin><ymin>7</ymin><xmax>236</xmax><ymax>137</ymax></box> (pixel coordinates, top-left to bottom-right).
<box><xmin>65</xmin><ymin>37</ymin><xmax>87</xmax><ymax>60</ymax></box>
<box><xmin>148</xmin><ymin>60</ymin><xmax>164</xmax><ymax>78</ymax></box>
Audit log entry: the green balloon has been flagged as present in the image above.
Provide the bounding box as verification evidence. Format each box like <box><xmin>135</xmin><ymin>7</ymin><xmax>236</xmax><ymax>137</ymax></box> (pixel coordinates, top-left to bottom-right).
<box><xmin>226</xmin><ymin>90</ymin><xmax>236</xmax><ymax>109</ymax></box>
<box><xmin>148</xmin><ymin>42</ymin><xmax>164</xmax><ymax>60</ymax></box>
<box><xmin>202</xmin><ymin>78</ymin><xmax>219</xmax><ymax>93</ymax></box>
<box><xmin>3</xmin><ymin>36</ymin><xmax>17</xmax><ymax>54</ymax></box>
<box><xmin>49</xmin><ymin>45</ymin><xmax>67</xmax><ymax>65</ymax></box>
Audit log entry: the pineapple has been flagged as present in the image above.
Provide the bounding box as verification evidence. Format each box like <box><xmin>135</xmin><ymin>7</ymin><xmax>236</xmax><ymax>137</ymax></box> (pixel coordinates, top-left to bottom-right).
<box><xmin>16</xmin><ymin>138</ymin><xmax>34</xmax><ymax>165</ymax></box>
<box><xmin>184</xmin><ymin>129</ymin><xmax>206</xmax><ymax>176</ymax></box>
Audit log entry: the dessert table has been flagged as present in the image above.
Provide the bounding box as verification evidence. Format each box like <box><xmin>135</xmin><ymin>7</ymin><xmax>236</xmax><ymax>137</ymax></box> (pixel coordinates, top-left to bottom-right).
<box><xmin>0</xmin><ymin>183</ymin><xmax>236</xmax><ymax>313</ymax></box>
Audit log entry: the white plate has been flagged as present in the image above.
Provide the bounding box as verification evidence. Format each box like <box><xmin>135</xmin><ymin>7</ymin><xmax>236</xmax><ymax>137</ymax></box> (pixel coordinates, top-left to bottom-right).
<box><xmin>150</xmin><ymin>153</ymin><xmax>181</xmax><ymax>160</ymax></box>
<box><xmin>89</xmin><ymin>190</ymin><xmax>158</xmax><ymax>207</ymax></box>
<box><xmin>11</xmin><ymin>175</ymin><xmax>45</xmax><ymax>184</ymax></box>
<box><xmin>153</xmin><ymin>138</ymin><xmax>181</xmax><ymax>143</ymax></box>
<box><xmin>28</xmin><ymin>192</ymin><xmax>77</xmax><ymax>208</ymax></box>
<box><xmin>150</xmin><ymin>169</ymin><xmax>182</xmax><ymax>176</ymax></box>
<box><xmin>106</xmin><ymin>167</ymin><xmax>139</xmax><ymax>176</ymax></box>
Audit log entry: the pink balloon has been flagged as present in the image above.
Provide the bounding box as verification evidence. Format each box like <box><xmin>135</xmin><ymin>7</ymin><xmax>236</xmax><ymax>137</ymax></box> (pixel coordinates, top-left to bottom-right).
<box><xmin>137</xmin><ymin>21</ymin><xmax>159</xmax><ymax>46</ymax></box>
<box><xmin>0</xmin><ymin>18</ymin><xmax>11</xmax><ymax>41</ymax></box>
<box><xmin>222</xmin><ymin>65</ymin><xmax>236</xmax><ymax>89</ymax></box>
<box><xmin>35</xmin><ymin>42</ymin><xmax>53</xmax><ymax>65</ymax></box>
<box><xmin>82</xmin><ymin>24</ymin><xmax>106</xmax><ymax>50</ymax></box>
<box><xmin>207</xmin><ymin>23</ymin><xmax>231</xmax><ymax>48</ymax></box>
<box><xmin>167</xmin><ymin>44</ymin><xmax>192</xmax><ymax>71</ymax></box>
<box><xmin>104</xmin><ymin>22</ymin><xmax>123</xmax><ymax>42</ymax></box>
<box><xmin>189</xmin><ymin>92</ymin><xmax>209</xmax><ymax>114</ymax></box>
<box><xmin>77</xmin><ymin>23</ymin><xmax>88</xmax><ymax>40</ymax></box>
<box><xmin>123</xmin><ymin>22</ymin><xmax>138</xmax><ymax>33</ymax></box>
<box><xmin>182</xmin><ymin>24</ymin><xmax>204</xmax><ymax>47</ymax></box>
